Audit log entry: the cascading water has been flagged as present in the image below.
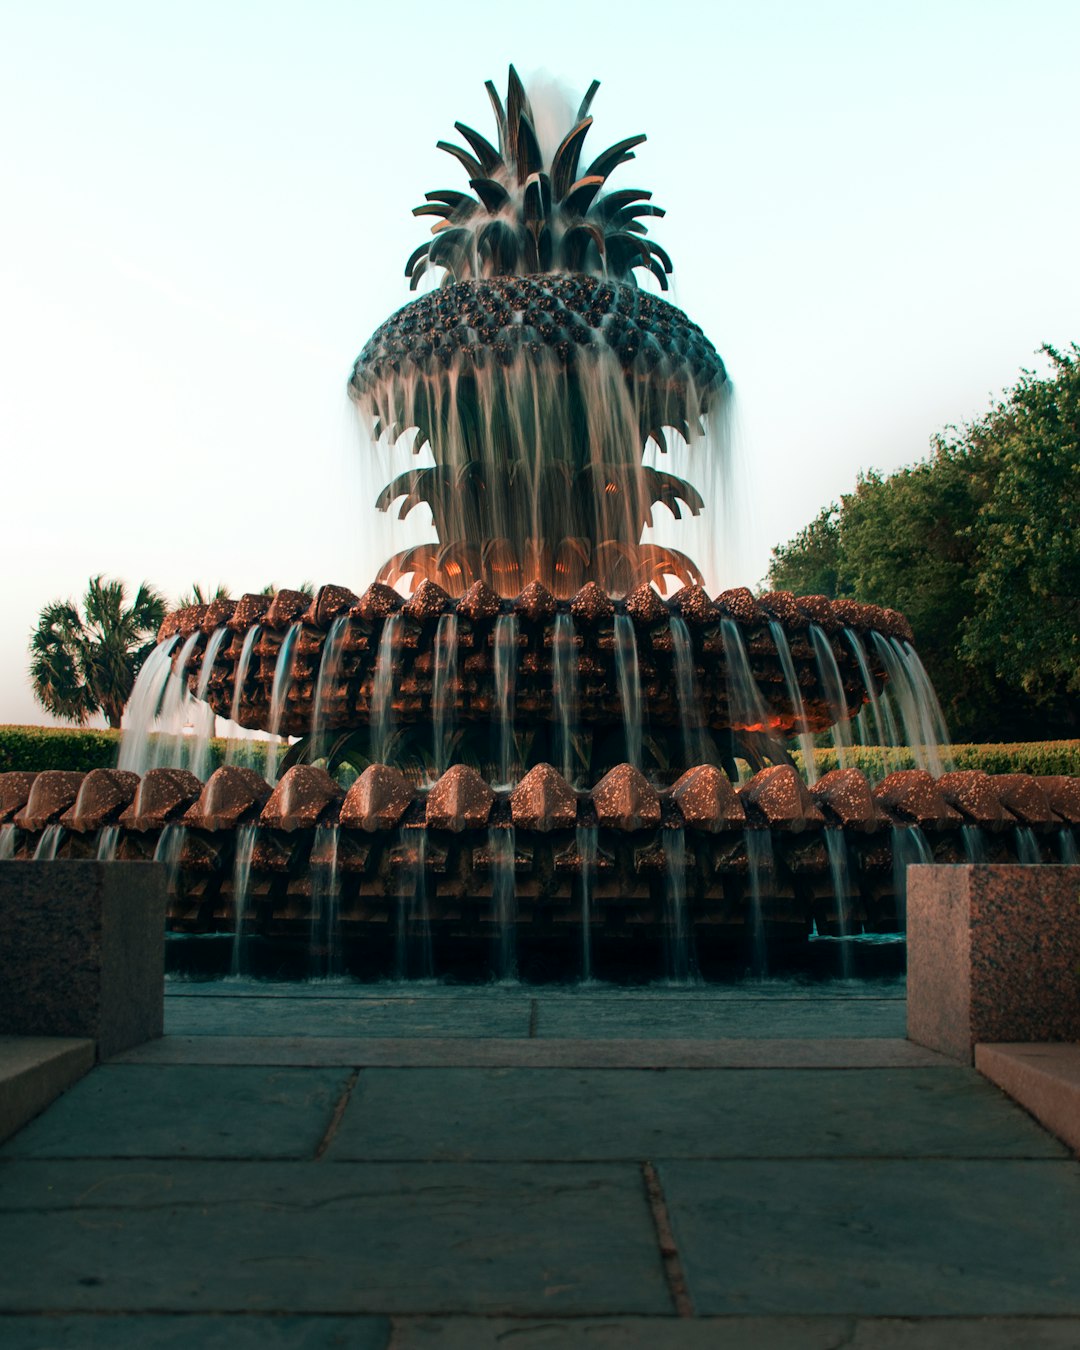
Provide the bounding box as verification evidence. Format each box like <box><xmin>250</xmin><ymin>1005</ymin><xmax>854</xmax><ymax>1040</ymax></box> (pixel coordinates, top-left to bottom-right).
<box><xmin>190</xmin><ymin>626</ymin><xmax>229</xmax><ymax>781</ymax></box>
<box><xmin>0</xmin><ymin>825</ymin><xmax>15</xmax><ymax>860</ymax></box>
<box><xmin>432</xmin><ymin>613</ymin><xmax>458</xmax><ymax>777</ymax></box>
<box><xmin>576</xmin><ymin>823</ymin><xmax>597</xmax><ymax>982</ymax></box>
<box><xmin>96</xmin><ymin>826</ymin><xmax>120</xmax><ymax>862</ymax></box>
<box><xmin>118</xmin><ymin>636</ymin><xmax>180</xmax><ymax>775</ymax></box>
<box><xmin>149</xmin><ymin>631</ymin><xmax>202</xmax><ymax>773</ymax></box>
<box><xmin>154</xmin><ymin>824</ymin><xmax>187</xmax><ymax>891</ymax></box>
<box><xmin>1061</xmin><ymin>829</ymin><xmax>1079</xmax><ymax>865</ymax></box>
<box><xmin>662</xmin><ymin>827</ymin><xmax>692</xmax><ymax>982</ymax></box>
<box><xmin>489</xmin><ymin>825</ymin><xmax>517</xmax><ymax>981</ymax></box>
<box><xmin>493</xmin><ymin>614</ymin><xmax>518</xmax><ymax>787</ymax></box>
<box><xmin>371</xmin><ymin>615</ymin><xmax>401</xmax><ymax>765</ymax></box>
<box><xmin>672</xmin><ymin>616</ymin><xmax>707</xmax><ymax>768</ymax></box>
<box><xmin>309</xmin><ymin>824</ymin><xmax>342</xmax><ymax>979</ymax></box>
<box><xmin>962</xmin><ymin>825</ymin><xmax>987</xmax><ymax>863</ymax></box>
<box><xmin>396</xmin><ymin>828</ymin><xmax>433</xmax><ymax>980</ymax></box>
<box><xmin>230</xmin><ymin>824</ymin><xmax>258</xmax><ymax>976</ymax></box>
<box><xmin>311</xmin><ymin>615</ymin><xmax>348</xmax><ymax>765</ymax></box>
<box><xmin>33</xmin><ymin>826</ymin><xmax>64</xmax><ymax>862</ymax></box>
<box><xmin>809</xmin><ymin>625</ymin><xmax>851</xmax><ymax>770</ymax></box>
<box><xmin>743</xmin><ymin>829</ymin><xmax>773</xmax><ymax>976</ymax></box>
<box><xmin>1014</xmin><ymin>826</ymin><xmax>1041</xmax><ymax>864</ymax></box>
<box><xmin>770</xmin><ymin>620</ymin><xmax>817</xmax><ymax>785</ymax></box>
<box><xmin>614</xmin><ymin>612</ymin><xmax>643</xmax><ymax>770</ymax></box>
<box><xmin>890</xmin><ymin>824</ymin><xmax>933</xmax><ymax>928</ymax></box>
<box><xmin>822</xmin><ymin>828</ymin><xmax>853</xmax><ymax>978</ymax></box>
<box><xmin>265</xmin><ymin>623</ymin><xmax>301</xmax><ymax>784</ymax></box>
<box><xmin>845</xmin><ymin>628</ymin><xmax>900</xmax><ymax>776</ymax></box>
<box><xmin>871</xmin><ymin>634</ymin><xmax>951</xmax><ymax>776</ymax></box>
<box><xmin>552</xmin><ymin>612</ymin><xmax>578</xmax><ymax>787</ymax></box>
<box><xmin>225</xmin><ymin>626</ymin><xmax>262</xmax><ymax>769</ymax></box>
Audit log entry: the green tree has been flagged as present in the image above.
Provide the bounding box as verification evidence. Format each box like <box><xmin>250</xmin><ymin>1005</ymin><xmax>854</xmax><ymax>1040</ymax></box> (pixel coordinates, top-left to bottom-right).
<box><xmin>768</xmin><ymin>505</ymin><xmax>847</xmax><ymax>597</ymax></box>
<box><xmin>29</xmin><ymin>576</ymin><xmax>166</xmax><ymax>729</ymax></box>
<box><xmin>766</xmin><ymin>344</ymin><xmax>1080</xmax><ymax>740</ymax></box>
<box><xmin>959</xmin><ymin>345</ymin><xmax>1080</xmax><ymax>708</ymax></box>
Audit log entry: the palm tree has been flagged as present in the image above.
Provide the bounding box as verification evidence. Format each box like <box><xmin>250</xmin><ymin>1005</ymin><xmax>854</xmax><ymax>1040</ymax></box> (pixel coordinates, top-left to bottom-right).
<box><xmin>29</xmin><ymin>576</ymin><xmax>167</xmax><ymax>728</ymax></box>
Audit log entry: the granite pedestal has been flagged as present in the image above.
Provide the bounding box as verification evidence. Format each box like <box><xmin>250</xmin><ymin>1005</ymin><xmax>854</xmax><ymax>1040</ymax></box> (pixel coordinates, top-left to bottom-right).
<box><xmin>0</xmin><ymin>861</ymin><xmax>165</xmax><ymax>1058</ymax></box>
<box><xmin>907</xmin><ymin>864</ymin><xmax>1080</xmax><ymax>1061</ymax></box>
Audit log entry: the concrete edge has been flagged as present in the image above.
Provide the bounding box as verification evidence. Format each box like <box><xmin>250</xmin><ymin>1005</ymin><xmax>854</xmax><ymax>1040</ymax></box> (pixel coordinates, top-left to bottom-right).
<box><xmin>0</xmin><ymin>1037</ymin><xmax>96</xmax><ymax>1143</ymax></box>
<box><xmin>109</xmin><ymin>1035</ymin><xmax>954</xmax><ymax>1069</ymax></box>
<box><xmin>976</xmin><ymin>1042</ymin><xmax>1080</xmax><ymax>1155</ymax></box>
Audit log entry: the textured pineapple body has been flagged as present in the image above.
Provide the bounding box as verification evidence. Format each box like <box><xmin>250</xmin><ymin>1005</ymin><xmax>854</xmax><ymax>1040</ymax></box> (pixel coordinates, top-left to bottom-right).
<box><xmin>350</xmin><ymin>273</ymin><xmax>725</xmax><ymax>400</ymax></box>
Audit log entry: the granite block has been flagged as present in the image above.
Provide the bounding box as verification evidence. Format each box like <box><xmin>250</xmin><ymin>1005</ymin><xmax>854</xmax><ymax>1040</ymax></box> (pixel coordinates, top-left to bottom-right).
<box><xmin>976</xmin><ymin>1043</ymin><xmax>1080</xmax><ymax>1155</ymax></box>
<box><xmin>0</xmin><ymin>861</ymin><xmax>165</xmax><ymax>1058</ymax></box>
<box><xmin>907</xmin><ymin>865</ymin><xmax>1080</xmax><ymax>1061</ymax></box>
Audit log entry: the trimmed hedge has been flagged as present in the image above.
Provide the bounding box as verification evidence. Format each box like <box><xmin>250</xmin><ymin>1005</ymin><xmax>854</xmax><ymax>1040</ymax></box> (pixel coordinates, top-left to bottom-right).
<box><xmin>2</xmin><ymin>725</ymin><xmax>1078</xmax><ymax>780</ymax></box>
<box><xmin>0</xmin><ymin>725</ymin><xmax>122</xmax><ymax>772</ymax></box>
<box><xmin>799</xmin><ymin>741</ymin><xmax>1080</xmax><ymax>778</ymax></box>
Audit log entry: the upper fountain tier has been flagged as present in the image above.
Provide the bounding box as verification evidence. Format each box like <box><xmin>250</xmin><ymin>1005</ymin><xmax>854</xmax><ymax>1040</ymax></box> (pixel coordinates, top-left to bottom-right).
<box><xmin>159</xmin><ymin>581</ymin><xmax>911</xmax><ymax>743</ymax></box>
<box><xmin>347</xmin><ymin>67</ymin><xmax>729</xmax><ymax>599</ymax></box>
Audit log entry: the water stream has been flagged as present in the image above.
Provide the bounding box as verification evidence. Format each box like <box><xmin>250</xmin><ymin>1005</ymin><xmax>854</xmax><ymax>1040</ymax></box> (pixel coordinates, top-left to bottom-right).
<box><xmin>372</xmin><ymin>616</ymin><xmax>401</xmax><ymax>765</ymax></box>
<box><xmin>310</xmin><ymin>824</ymin><xmax>342</xmax><ymax>979</ymax></box>
<box><xmin>230</xmin><ymin>824</ymin><xmax>258</xmax><ymax>976</ymax></box>
<box><xmin>553</xmin><ymin>612</ymin><xmax>578</xmax><ymax>787</ymax></box>
<box><xmin>769</xmin><ymin>621</ymin><xmax>817</xmax><ymax>784</ymax></box>
<box><xmin>809</xmin><ymin>625</ymin><xmax>852</xmax><ymax>770</ymax></box>
<box><xmin>266</xmin><ymin>624</ymin><xmax>301</xmax><ymax>784</ymax></box>
<box><xmin>225</xmin><ymin>626</ymin><xmax>262</xmax><ymax>770</ymax></box>
<box><xmin>490</xmin><ymin>825</ymin><xmax>517</xmax><ymax>981</ymax></box>
<box><xmin>432</xmin><ymin>613</ymin><xmax>459</xmax><ymax>777</ymax></box>
<box><xmin>576</xmin><ymin>823</ymin><xmax>597</xmax><ymax>982</ymax></box>
<box><xmin>672</xmin><ymin>616</ymin><xmax>707</xmax><ymax>767</ymax></box>
<box><xmin>614</xmin><ymin>612</ymin><xmax>643</xmax><ymax>770</ymax></box>
<box><xmin>311</xmin><ymin>616</ymin><xmax>349</xmax><ymax>764</ymax></box>
<box><xmin>493</xmin><ymin>614</ymin><xmax>518</xmax><ymax>787</ymax></box>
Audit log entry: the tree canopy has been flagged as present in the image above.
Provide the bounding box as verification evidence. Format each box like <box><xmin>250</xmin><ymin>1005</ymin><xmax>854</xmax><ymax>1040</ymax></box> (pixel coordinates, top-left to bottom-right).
<box><xmin>29</xmin><ymin>576</ymin><xmax>167</xmax><ymax>729</ymax></box>
<box><xmin>768</xmin><ymin>344</ymin><xmax>1080</xmax><ymax>741</ymax></box>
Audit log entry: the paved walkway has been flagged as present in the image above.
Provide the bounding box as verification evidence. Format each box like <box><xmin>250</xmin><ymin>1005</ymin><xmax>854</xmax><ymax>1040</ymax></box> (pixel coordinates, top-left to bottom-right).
<box><xmin>2</xmin><ymin>979</ymin><xmax>1079</xmax><ymax>1347</ymax></box>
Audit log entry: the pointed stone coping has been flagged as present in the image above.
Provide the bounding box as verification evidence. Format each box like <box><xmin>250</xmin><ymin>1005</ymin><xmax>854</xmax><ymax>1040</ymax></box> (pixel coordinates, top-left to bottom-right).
<box><xmin>183</xmin><ymin>766</ymin><xmax>271</xmax><ymax>832</ymax></box>
<box><xmin>260</xmin><ymin>766</ymin><xmax>342</xmax><ymax>832</ymax></box>
<box><xmin>340</xmin><ymin>764</ymin><xmax>414</xmax><ymax>832</ymax></box>
<box><xmin>510</xmin><ymin>763</ymin><xmax>577</xmax><ymax>832</ymax></box>
<box><xmin>977</xmin><ymin>1043</ymin><xmax>1080</xmax><ymax>1156</ymax></box>
<box><xmin>592</xmin><ymin>764</ymin><xmax>661</xmax><ymax>831</ymax></box>
<box><xmin>992</xmin><ymin>773</ymin><xmax>1056</xmax><ymax>828</ymax></box>
<box><xmin>160</xmin><ymin>582</ymin><xmax>909</xmax><ymax>640</ymax></box>
<box><xmin>669</xmin><ymin>765</ymin><xmax>745</xmax><ymax>831</ymax></box>
<box><xmin>13</xmin><ymin>770</ymin><xmax>85</xmax><ymax>831</ymax></box>
<box><xmin>59</xmin><ymin>769</ymin><xmax>140</xmax><ymax>832</ymax></box>
<box><xmin>119</xmin><ymin>768</ymin><xmax>202</xmax><ymax>831</ymax></box>
<box><xmin>873</xmin><ymin>769</ymin><xmax>961</xmax><ymax>829</ymax></box>
<box><xmin>0</xmin><ymin>1036</ymin><xmax>95</xmax><ymax>1143</ymax></box>
<box><xmin>0</xmin><ymin>771</ymin><xmax>38</xmax><ymax>824</ymax></box>
<box><xmin>1040</xmin><ymin>775</ymin><xmax>1080</xmax><ymax>825</ymax></box>
<box><xmin>426</xmin><ymin>764</ymin><xmax>495</xmax><ymax>832</ymax></box>
<box><xmin>811</xmin><ymin>768</ymin><xmax>885</xmax><ymax>832</ymax></box>
<box><xmin>739</xmin><ymin>765</ymin><xmax>823</xmax><ymax>831</ymax></box>
<box><xmin>938</xmin><ymin>770</ymin><xmax>1013</xmax><ymax>829</ymax></box>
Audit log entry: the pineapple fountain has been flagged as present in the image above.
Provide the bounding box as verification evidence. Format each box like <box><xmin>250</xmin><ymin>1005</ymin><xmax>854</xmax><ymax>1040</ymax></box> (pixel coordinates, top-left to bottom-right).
<box><xmin>3</xmin><ymin>69</ymin><xmax>1078</xmax><ymax>978</ymax></box>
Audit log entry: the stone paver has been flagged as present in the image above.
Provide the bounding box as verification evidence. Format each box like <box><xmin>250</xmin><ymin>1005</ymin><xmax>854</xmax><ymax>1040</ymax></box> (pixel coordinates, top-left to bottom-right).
<box><xmin>1</xmin><ymin>1066</ymin><xmax>351</xmax><ymax>1159</ymax></box>
<box><xmin>328</xmin><ymin>1067</ymin><xmax>1063</xmax><ymax>1162</ymax></box>
<box><xmin>2</xmin><ymin>978</ymin><xmax>1077</xmax><ymax>1339</ymax></box>
<box><xmin>0</xmin><ymin>1161</ymin><xmax>669</xmax><ymax>1314</ymax></box>
<box><xmin>660</xmin><ymin>1158</ymin><xmax>1080</xmax><ymax>1314</ymax></box>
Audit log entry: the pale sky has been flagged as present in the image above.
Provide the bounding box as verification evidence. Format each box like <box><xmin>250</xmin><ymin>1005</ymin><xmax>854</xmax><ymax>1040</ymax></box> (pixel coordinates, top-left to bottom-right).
<box><xmin>1</xmin><ymin>0</ymin><xmax>1077</xmax><ymax>726</ymax></box>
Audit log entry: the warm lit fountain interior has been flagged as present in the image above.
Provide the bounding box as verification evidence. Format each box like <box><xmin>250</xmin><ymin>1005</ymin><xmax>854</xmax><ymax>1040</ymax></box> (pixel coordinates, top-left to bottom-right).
<box><xmin>2</xmin><ymin>68</ymin><xmax>1078</xmax><ymax>980</ymax></box>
